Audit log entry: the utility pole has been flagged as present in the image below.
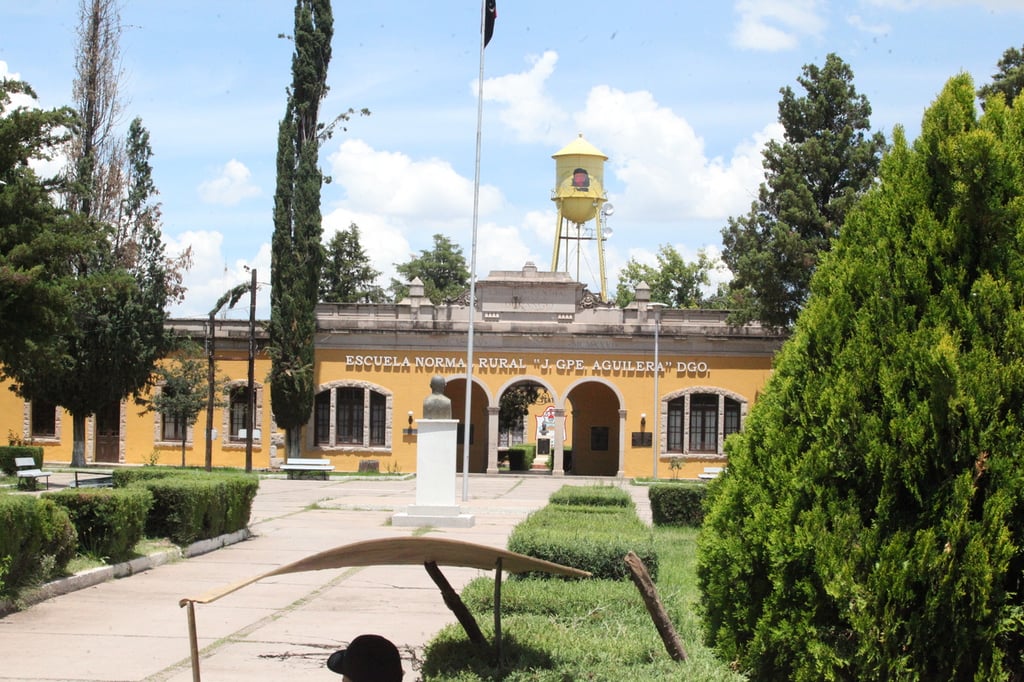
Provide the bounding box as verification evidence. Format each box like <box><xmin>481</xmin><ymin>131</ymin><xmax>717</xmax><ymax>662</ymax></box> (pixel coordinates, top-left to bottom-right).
<box><xmin>205</xmin><ymin>312</ymin><xmax>215</xmax><ymax>471</ymax></box>
<box><xmin>246</xmin><ymin>268</ymin><xmax>256</xmax><ymax>473</ymax></box>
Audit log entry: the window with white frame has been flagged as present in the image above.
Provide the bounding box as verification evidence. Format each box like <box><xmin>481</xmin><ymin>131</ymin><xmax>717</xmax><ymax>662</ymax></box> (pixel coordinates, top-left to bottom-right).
<box><xmin>665</xmin><ymin>391</ymin><xmax>746</xmax><ymax>456</ymax></box>
<box><xmin>313</xmin><ymin>384</ymin><xmax>390</xmax><ymax>448</ymax></box>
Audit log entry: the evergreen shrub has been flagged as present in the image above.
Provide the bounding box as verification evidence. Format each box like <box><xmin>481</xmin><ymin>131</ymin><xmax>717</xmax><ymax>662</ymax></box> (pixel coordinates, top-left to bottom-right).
<box><xmin>44</xmin><ymin>488</ymin><xmax>153</xmax><ymax>562</ymax></box>
<box><xmin>649</xmin><ymin>482</ymin><xmax>709</xmax><ymax>526</ymax></box>
<box><xmin>549</xmin><ymin>484</ymin><xmax>632</xmax><ymax>508</ymax></box>
<box><xmin>699</xmin><ymin>76</ymin><xmax>1024</xmax><ymax>680</ymax></box>
<box><xmin>130</xmin><ymin>473</ymin><xmax>258</xmax><ymax>545</ymax></box>
<box><xmin>507</xmin><ymin>503</ymin><xmax>657</xmax><ymax>580</ymax></box>
<box><xmin>0</xmin><ymin>495</ymin><xmax>77</xmax><ymax>598</ymax></box>
<box><xmin>506</xmin><ymin>444</ymin><xmax>535</xmax><ymax>471</ymax></box>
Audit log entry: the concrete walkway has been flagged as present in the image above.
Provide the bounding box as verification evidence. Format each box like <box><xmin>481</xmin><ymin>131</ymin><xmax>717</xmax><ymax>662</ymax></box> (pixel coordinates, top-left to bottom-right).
<box><xmin>0</xmin><ymin>474</ymin><xmax>652</xmax><ymax>681</ymax></box>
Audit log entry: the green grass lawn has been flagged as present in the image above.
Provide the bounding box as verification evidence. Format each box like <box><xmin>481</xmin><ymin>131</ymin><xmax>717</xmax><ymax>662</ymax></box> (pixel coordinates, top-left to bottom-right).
<box><xmin>421</xmin><ymin>526</ymin><xmax>745</xmax><ymax>681</ymax></box>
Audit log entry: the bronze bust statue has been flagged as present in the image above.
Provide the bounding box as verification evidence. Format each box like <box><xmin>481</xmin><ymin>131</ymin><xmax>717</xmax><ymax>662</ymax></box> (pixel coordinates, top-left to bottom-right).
<box><xmin>422</xmin><ymin>375</ymin><xmax>452</xmax><ymax>419</ymax></box>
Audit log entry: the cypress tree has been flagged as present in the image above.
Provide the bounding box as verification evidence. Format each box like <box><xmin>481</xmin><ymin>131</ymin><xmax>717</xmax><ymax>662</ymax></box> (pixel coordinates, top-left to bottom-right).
<box><xmin>269</xmin><ymin>0</ymin><xmax>332</xmax><ymax>458</ymax></box>
<box><xmin>699</xmin><ymin>74</ymin><xmax>1024</xmax><ymax>680</ymax></box>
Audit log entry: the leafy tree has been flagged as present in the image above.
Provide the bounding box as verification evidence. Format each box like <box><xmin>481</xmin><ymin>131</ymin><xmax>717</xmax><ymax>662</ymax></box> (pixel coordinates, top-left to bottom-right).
<box><xmin>146</xmin><ymin>343</ymin><xmax>211</xmax><ymax>468</ymax></box>
<box><xmin>614</xmin><ymin>245</ymin><xmax>725</xmax><ymax>308</ymax></box>
<box><xmin>5</xmin><ymin>3</ymin><xmax>181</xmax><ymax>468</ymax></box>
<box><xmin>389</xmin><ymin>233</ymin><xmax>469</xmax><ymax>304</ymax></box>
<box><xmin>499</xmin><ymin>382</ymin><xmax>544</xmax><ymax>435</ymax></box>
<box><xmin>699</xmin><ymin>75</ymin><xmax>1024</xmax><ymax>681</ymax></box>
<box><xmin>721</xmin><ymin>53</ymin><xmax>885</xmax><ymax>330</ymax></box>
<box><xmin>978</xmin><ymin>44</ymin><xmax>1024</xmax><ymax>108</ymax></box>
<box><xmin>320</xmin><ymin>223</ymin><xmax>384</xmax><ymax>302</ymax></box>
<box><xmin>11</xmin><ymin>116</ymin><xmax>177</xmax><ymax>467</ymax></box>
<box><xmin>269</xmin><ymin>0</ymin><xmax>333</xmax><ymax>459</ymax></box>
<box><xmin>0</xmin><ymin>80</ymin><xmax>99</xmax><ymax>370</ymax></box>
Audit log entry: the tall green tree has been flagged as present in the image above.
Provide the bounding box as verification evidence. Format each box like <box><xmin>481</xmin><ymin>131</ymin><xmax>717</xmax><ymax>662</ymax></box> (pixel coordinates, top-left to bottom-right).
<box><xmin>0</xmin><ymin>80</ymin><xmax>97</xmax><ymax>369</ymax></box>
<box><xmin>320</xmin><ymin>223</ymin><xmax>384</xmax><ymax>302</ymax></box>
<box><xmin>699</xmin><ymin>75</ymin><xmax>1024</xmax><ymax>680</ymax></box>
<box><xmin>269</xmin><ymin>0</ymin><xmax>333</xmax><ymax>459</ymax></box>
<box><xmin>6</xmin><ymin>2</ymin><xmax>180</xmax><ymax>467</ymax></box>
<box><xmin>11</xmin><ymin>117</ymin><xmax>177</xmax><ymax>467</ymax></box>
<box><xmin>614</xmin><ymin>245</ymin><xmax>726</xmax><ymax>309</ymax></box>
<box><xmin>389</xmin><ymin>233</ymin><xmax>469</xmax><ymax>304</ymax></box>
<box><xmin>978</xmin><ymin>44</ymin><xmax>1024</xmax><ymax>108</ymax></box>
<box><xmin>721</xmin><ymin>53</ymin><xmax>885</xmax><ymax>330</ymax></box>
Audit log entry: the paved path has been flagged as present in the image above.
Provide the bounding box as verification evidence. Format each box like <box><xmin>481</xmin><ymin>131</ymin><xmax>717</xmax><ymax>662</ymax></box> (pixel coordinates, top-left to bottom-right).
<box><xmin>0</xmin><ymin>474</ymin><xmax>651</xmax><ymax>681</ymax></box>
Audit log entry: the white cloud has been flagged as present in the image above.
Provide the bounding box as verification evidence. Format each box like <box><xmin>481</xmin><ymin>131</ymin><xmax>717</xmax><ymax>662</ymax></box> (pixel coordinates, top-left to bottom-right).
<box><xmin>480</xmin><ymin>50</ymin><xmax>570</xmax><ymax>145</ymax></box>
<box><xmin>732</xmin><ymin>0</ymin><xmax>827</xmax><ymax>51</ymax></box>
<box><xmin>321</xmin><ymin>209</ymin><xmax>411</xmax><ymax>289</ymax></box>
<box><xmin>165</xmin><ymin>230</ymin><xmax>271</xmax><ymax>318</ymax></box>
<box><xmin>197</xmin><ymin>159</ymin><xmax>261</xmax><ymax>206</ymax></box>
<box><xmin>327</xmin><ymin>139</ymin><xmax>504</xmax><ymax>223</ymax></box>
<box><xmin>577</xmin><ymin>85</ymin><xmax>778</xmax><ymax>222</ymax></box>
<box><xmin>846</xmin><ymin>14</ymin><xmax>892</xmax><ymax>34</ymax></box>
<box><xmin>865</xmin><ymin>0</ymin><xmax>1024</xmax><ymax>9</ymax></box>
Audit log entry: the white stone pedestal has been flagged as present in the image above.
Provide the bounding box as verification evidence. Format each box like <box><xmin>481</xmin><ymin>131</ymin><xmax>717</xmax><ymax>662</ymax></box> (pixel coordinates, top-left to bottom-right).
<box><xmin>392</xmin><ymin>419</ymin><xmax>475</xmax><ymax>528</ymax></box>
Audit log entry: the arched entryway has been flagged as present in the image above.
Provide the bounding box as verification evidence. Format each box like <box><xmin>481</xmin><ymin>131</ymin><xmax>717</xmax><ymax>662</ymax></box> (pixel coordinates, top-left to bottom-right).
<box><xmin>565</xmin><ymin>381</ymin><xmax>623</xmax><ymax>477</ymax></box>
<box><xmin>446</xmin><ymin>377</ymin><xmax>490</xmax><ymax>473</ymax></box>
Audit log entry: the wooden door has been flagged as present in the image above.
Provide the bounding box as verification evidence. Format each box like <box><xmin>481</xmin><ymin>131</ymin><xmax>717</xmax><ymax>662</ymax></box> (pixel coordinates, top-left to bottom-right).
<box><xmin>95</xmin><ymin>401</ymin><xmax>121</xmax><ymax>463</ymax></box>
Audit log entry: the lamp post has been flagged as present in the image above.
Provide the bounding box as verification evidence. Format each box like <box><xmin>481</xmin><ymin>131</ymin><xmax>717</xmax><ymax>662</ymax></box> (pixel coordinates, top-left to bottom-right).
<box><xmin>649</xmin><ymin>302</ymin><xmax>666</xmax><ymax>479</ymax></box>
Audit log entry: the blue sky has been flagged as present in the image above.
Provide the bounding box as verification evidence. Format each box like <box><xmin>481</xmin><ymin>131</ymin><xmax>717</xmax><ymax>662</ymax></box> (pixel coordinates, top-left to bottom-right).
<box><xmin>2</xmin><ymin>0</ymin><xmax>1023</xmax><ymax>318</ymax></box>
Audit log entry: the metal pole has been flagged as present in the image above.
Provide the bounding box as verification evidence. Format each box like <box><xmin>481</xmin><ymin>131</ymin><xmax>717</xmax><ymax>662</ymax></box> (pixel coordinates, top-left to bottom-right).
<box><xmin>205</xmin><ymin>312</ymin><xmax>215</xmax><ymax>472</ymax></box>
<box><xmin>649</xmin><ymin>303</ymin><xmax>666</xmax><ymax>479</ymax></box>
<box><xmin>462</xmin><ymin>0</ymin><xmax>488</xmax><ymax>501</ymax></box>
<box><xmin>245</xmin><ymin>268</ymin><xmax>256</xmax><ymax>473</ymax></box>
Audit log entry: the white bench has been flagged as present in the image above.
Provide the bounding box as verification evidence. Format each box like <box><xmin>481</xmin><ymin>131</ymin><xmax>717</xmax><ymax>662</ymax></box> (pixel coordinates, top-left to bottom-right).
<box><xmin>698</xmin><ymin>466</ymin><xmax>725</xmax><ymax>480</ymax></box>
<box><xmin>15</xmin><ymin>456</ymin><xmax>52</xmax><ymax>490</ymax></box>
<box><xmin>280</xmin><ymin>458</ymin><xmax>335</xmax><ymax>480</ymax></box>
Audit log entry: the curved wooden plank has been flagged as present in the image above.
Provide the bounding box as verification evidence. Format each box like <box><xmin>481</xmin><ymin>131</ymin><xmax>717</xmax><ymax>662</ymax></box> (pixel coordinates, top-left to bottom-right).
<box><xmin>180</xmin><ymin>536</ymin><xmax>589</xmax><ymax>606</ymax></box>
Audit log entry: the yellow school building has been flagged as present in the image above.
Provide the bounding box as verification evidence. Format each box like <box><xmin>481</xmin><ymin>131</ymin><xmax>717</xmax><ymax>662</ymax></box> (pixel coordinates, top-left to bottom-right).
<box><xmin>2</xmin><ymin>263</ymin><xmax>783</xmax><ymax>479</ymax></box>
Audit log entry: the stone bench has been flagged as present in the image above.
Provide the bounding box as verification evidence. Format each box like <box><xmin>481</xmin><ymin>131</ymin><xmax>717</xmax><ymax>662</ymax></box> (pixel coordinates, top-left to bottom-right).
<box><xmin>280</xmin><ymin>458</ymin><xmax>335</xmax><ymax>480</ymax></box>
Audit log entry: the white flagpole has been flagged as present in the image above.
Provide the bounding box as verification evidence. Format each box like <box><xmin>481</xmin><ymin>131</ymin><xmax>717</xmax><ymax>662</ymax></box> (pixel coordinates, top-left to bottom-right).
<box><xmin>462</xmin><ymin>0</ymin><xmax>488</xmax><ymax>501</ymax></box>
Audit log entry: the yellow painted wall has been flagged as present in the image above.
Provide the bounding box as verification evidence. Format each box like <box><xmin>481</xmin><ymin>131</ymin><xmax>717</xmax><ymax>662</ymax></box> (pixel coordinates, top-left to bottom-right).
<box><xmin>2</xmin><ymin>341</ymin><xmax>774</xmax><ymax>478</ymax></box>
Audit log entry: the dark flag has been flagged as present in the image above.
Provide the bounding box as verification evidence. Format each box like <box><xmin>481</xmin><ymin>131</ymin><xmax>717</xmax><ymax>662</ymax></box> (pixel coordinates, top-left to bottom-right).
<box><xmin>484</xmin><ymin>0</ymin><xmax>497</xmax><ymax>48</ymax></box>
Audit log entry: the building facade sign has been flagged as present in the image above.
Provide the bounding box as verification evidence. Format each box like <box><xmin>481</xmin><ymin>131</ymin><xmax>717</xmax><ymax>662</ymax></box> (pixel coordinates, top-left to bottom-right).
<box><xmin>344</xmin><ymin>354</ymin><xmax>711</xmax><ymax>377</ymax></box>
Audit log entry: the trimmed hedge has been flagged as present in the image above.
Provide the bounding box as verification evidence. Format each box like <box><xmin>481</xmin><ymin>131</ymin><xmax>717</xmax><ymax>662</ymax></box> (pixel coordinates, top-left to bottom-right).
<box><xmin>0</xmin><ymin>495</ymin><xmax>77</xmax><ymax>599</ymax></box>
<box><xmin>44</xmin><ymin>488</ymin><xmax>153</xmax><ymax>562</ymax></box>
<box><xmin>507</xmin><ymin>499</ymin><xmax>658</xmax><ymax>580</ymax></box>
<box><xmin>506</xmin><ymin>444</ymin><xmax>536</xmax><ymax>471</ymax></box>
<box><xmin>549</xmin><ymin>484</ymin><xmax>632</xmax><ymax>508</ymax></box>
<box><xmin>127</xmin><ymin>472</ymin><xmax>258</xmax><ymax>545</ymax></box>
<box><xmin>649</xmin><ymin>482</ymin><xmax>709</xmax><ymax>527</ymax></box>
<box><xmin>0</xmin><ymin>446</ymin><xmax>44</xmax><ymax>476</ymax></box>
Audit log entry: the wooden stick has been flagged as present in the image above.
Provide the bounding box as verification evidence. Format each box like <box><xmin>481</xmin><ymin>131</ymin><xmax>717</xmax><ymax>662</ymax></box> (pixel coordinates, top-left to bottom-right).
<box><xmin>185</xmin><ymin>600</ymin><xmax>202</xmax><ymax>681</ymax></box>
<box><xmin>624</xmin><ymin>551</ymin><xmax>688</xmax><ymax>662</ymax></box>
<box><xmin>424</xmin><ymin>561</ymin><xmax>487</xmax><ymax>646</ymax></box>
<box><xmin>494</xmin><ymin>558</ymin><xmax>503</xmax><ymax>661</ymax></box>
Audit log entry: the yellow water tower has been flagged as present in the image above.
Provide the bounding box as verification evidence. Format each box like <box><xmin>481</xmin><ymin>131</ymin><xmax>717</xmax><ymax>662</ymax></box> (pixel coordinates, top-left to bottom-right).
<box><xmin>550</xmin><ymin>134</ymin><xmax>611</xmax><ymax>300</ymax></box>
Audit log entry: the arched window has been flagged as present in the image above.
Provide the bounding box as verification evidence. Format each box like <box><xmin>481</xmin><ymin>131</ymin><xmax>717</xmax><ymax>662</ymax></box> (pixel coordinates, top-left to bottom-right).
<box><xmin>665</xmin><ymin>391</ymin><xmax>747</xmax><ymax>456</ymax></box>
<box><xmin>229</xmin><ymin>386</ymin><xmax>251</xmax><ymax>441</ymax></box>
<box><xmin>220</xmin><ymin>382</ymin><xmax>264</xmax><ymax>447</ymax></box>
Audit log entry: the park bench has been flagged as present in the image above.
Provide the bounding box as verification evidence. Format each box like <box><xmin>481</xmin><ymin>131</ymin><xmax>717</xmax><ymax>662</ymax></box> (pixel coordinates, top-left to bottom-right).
<box><xmin>72</xmin><ymin>468</ymin><xmax>114</xmax><ymax>488</ymax></box>
<box><xmin>698</xmin><ymin>466</ymin><xmax>724</xmax><ymax>480</ymax></box>
<box><xmin>15</xmin><ymin>456</ymin><xmax>52</xmax><ymax>490</ymax></box>
<box><xmin>280</xmin><ymin>457</ymin><xmax>335</xmax><ymax>480</ymax></box>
